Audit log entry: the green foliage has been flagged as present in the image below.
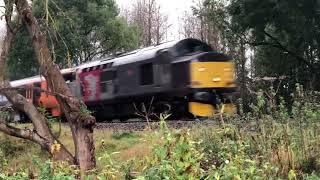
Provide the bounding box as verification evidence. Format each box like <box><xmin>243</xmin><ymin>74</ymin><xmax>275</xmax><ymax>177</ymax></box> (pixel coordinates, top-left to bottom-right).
<box><xmin>0</xmin><ymin>108</ymin><xmax>14</xmax><ymax>123</ymax></box>
<box><xmin>32</xmin><ymin>0</ymin><xmax>139</xmax><ymax>63</ymax></box>
<box><xmin>32</xmin><ymin>156</ymin><xmax>77</xmax><ymax>180</ymax></box>
<box><xmin>79</xmin><ymin>105</ymin><xmax>93</xmax><ymax>116</ymax></box>
<box><xmin>197</xmin><ymin>87</ymin><xmax>320</xmax><ymax>179</ymax></box>
<box><xmin>38</xmin><ymin>106</ymin><xmax>58</xmax><ymax>129</ymax></box>
<box><xmin>111</xmin><ymin>132</ymin><xmax>139</xmax><ymax>140</ymax></box>
<box><xmin>228</xmin><ymin>0</ymin><xmax>320</xmax><ymax>90</ymax></box>
<box><xmin>198</xmin><ymin>125</ymin><xmax>280</xmax><ymax>179</ymax></box>
<box><xmin>1</xmin><ymin>89</ymin><xmax>320</xmax><ymax>179</ymax></box>
<box><xmin>0</xmin><ymin>148</ymin><xmax>8</xmax><ymax>172</ymax></box>
<box><xmin>6</xmin><ymin>25</ymin><xmax>39</xmax><ymax>80</ymax></box>
<box><xmin>0</xmin><ymin>172</ymin><xmax>28</xmax><ymax>180</ymax></box>
<box><xmin>96</xmin><ymin>151</ymin><xmax>122</xmax><ymax>179</ymax></box>
<box><xmin>7</xmin><ymin>0</ymin><xmax>139</xmax><ymax>79</ymax></box>
<box><xmin>0</xmin><ymin>156</ymin><xmax>77</xmax><ymax>179</ymax></box>
<box><xmin>136</xmin><ymin>115</ymin><xmax>204</xmax><ymax>180</ymax></box>
<box><xmin>194</xmin><ymin>0</ymin><xmax>320</xmax><ymax>93</ymax></box>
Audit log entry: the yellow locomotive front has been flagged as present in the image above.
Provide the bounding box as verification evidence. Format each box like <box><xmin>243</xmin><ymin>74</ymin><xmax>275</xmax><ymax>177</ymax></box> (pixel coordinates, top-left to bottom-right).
<box><xmin>188</xmin><ymin>52</ymin><xmax>238</xmax><ymax>117</ymax></box>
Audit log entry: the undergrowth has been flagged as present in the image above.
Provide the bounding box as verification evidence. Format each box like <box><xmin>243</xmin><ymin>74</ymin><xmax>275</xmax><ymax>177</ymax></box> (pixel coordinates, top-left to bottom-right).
<box><xmin>0</xmin><ymin>85</ymin><xmax>320</xmax><ymax>179</ymax></box>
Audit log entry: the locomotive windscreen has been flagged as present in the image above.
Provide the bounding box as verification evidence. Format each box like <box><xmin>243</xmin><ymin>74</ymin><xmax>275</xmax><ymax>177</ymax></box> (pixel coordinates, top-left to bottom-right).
<box><xmin>172</xmin><ymin>39</ymin><xmax>213</xmax><ymax>57</ymax></box>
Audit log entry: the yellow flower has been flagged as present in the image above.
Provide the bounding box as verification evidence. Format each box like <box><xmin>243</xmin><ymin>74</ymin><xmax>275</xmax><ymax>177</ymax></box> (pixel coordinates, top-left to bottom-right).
<box><xmin>51</xmin><ymin>140</ymin><xmax>61</xmax><ymax>154</ymax></box>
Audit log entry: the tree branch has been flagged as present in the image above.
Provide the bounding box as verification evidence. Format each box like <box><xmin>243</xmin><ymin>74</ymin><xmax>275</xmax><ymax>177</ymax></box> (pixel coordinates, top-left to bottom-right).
<box><xmin>263</xmin><ymin>31</ymin><xmax>314</xmax><ymax>68</ymax></box>
<box><xmin>0</xmin><ymin>120</ymin><xmax>48</xmax><ymax>148</ymax></box>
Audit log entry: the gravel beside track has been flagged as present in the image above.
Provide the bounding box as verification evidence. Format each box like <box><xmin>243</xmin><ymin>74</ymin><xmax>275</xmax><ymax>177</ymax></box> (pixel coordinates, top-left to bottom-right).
<box><xmin>94</xmin><ymin>119</ymin><xmax>220</xmax><ymax>132</ymax></box>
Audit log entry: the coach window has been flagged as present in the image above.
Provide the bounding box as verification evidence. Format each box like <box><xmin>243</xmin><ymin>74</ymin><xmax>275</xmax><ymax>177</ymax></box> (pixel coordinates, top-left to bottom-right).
<box><xmin>63</xmin><ymin>73</ymin><xmax>75</xmax><ymax>82</ymax></box>
<box><xmin>101</xmin><ymin>70</ymin><xmax>116</xmax><ymax>93</ymax></box>
<box><xmin>140</xmin><ymin>63</ymin><xmax>154</xmax><ymax>85</ymax></box>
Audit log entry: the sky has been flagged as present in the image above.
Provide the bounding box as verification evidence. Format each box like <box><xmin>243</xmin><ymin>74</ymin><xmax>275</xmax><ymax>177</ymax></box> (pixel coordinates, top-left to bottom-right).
<box><xmin>116</xmin><ymin>0</ymin><xmax>196</xmax><ymax>41</ymax></box>
<box><xmin>0</xmin><ymin>0</ymin><xmax>196</xmax><ymax>40</ymax></box>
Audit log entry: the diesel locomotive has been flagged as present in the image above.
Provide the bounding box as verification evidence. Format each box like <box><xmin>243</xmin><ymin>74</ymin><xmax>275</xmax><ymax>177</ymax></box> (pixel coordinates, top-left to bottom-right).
<box><xmin>7</xmin><ymin>38</ymin><xmax>238</xmax><ymax>121</ymax></box>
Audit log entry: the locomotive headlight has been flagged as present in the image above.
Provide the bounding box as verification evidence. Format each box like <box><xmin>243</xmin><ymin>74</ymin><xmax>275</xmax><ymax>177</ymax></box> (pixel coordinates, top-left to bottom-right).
<box><xmin>212</xmin><ymin>77</ymin><xmax>221</xmax><ymax>82</ymax></box>
<box><xmin>198</xmin><ymin>67</ymin><xmax>206</xmax><ymax>72</ymax></box>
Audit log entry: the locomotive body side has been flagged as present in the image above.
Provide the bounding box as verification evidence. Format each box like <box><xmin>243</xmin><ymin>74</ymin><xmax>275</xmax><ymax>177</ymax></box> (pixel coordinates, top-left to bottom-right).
<box><xmin>9</xmin><ymin>38</ymin><xmax>238</xmax><ymax>122</ymax></box>
<box><xmin>77</xmin><ymin>38</ymin><xmax>238</xmax><ymax>120</ymax></box>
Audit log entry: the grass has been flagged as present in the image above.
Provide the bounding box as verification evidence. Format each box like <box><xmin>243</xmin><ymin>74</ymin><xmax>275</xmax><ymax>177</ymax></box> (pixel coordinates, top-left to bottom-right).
<box><xmin>0</xmin><ymin>123</ymin><xmax>150</xmax><ymax>171</ymax></box>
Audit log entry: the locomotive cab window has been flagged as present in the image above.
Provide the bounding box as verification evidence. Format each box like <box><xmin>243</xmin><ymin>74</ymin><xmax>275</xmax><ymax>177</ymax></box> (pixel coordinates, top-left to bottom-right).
<box><xmin>140</xmin><ymin>63</ymin><xmax>154</xmax><ymax>85</ymax></box>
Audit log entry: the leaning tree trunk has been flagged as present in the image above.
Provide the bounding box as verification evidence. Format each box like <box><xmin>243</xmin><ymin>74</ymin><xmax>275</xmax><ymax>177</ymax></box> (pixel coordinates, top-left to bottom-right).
<box><xmin>0</xmin><ymin>2</ymin><xmax>73</xmax><ymax>162</ymax></box>
<box><xmin>15</xmin><ymin>0</ymin><xmax>96</xmax><ymax>171</ymax></box>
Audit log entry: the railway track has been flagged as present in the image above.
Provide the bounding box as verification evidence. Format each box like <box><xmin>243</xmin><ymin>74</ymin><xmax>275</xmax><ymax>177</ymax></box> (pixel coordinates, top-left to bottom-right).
<box><xmin>94</xmin><ymin>119</ymin><xmax>220</xmax><ymax>131</ymax></box>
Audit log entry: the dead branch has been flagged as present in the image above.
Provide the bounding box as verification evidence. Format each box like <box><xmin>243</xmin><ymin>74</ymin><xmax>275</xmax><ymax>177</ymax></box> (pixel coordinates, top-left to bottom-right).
<box><xmin>251</xmin><ymin>76</ymin><xmax>287</xmax><ymax>82</ymax></box>
<box><xmin>0</xmin><ymin>120</ymin><xmax>46</xmax><ymax>145</ymax></box>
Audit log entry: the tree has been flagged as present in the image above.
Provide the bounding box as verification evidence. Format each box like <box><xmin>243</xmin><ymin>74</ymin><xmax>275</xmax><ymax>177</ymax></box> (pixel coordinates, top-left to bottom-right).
<box><xmin>181</xmin><ymin>0</ymin><xmax>252</xmax><ymax>112</ymax></box>
<box><xmin>228</xmin><ymin>0</ymin><xmax>320</xmax><ymax>90</ymax></box>
<box><xmin>0</xmin><ymin>0</ymin><xmax>98</xmax><ymax>172</ymax></box>
<box><xmin>179</xmin><ymin>11</ymin><xmax>202</xmax><ymax>41</ymax></box>
<box><xmin>7</xmin><ymin>0</ymin><xmax>139</xmax><ymax>80</ymax></box>
<box><xmin>124</xmin><ymin>0</ymin><xmax>170</xmax><ymax>47</ymax></box>
<box><xmin>6</xmin><ymin>25</ymin><xmax>38</xmax><ymax>80</ymax></box>
<box><xmin>179</xmin><ymin>0</ymin><xmax>229</xmax><ymax>52</ymax></box>
<box><xmin>0</xmin><ymin>0</ymin><xmax>73</xmax><ymax>163</ymax></box>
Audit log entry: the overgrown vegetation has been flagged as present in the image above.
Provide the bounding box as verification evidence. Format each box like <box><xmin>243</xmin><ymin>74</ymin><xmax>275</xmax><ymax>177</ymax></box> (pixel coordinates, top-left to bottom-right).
<box><xmin>1</xmin><ymin>86</ymin><xmax>320</xmax><ymax>179</ymax></box>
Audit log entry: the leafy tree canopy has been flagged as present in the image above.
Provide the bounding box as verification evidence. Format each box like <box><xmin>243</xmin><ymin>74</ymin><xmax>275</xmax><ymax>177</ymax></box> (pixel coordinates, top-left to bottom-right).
<box><xmin>7</xmin><ymin>0</ymin><xmax>139</xmax><ymax>80</ymax></box>
<box><xmin>228</xmin><ymin>0</ymin><xmax>320</xmax><ymax>89</ymax></box>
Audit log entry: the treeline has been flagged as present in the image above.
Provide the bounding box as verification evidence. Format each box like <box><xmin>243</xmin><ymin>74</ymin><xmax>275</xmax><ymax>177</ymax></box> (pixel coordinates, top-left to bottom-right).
<box><xmin>180</xmin><ymin>0</ymin><xmax>320</xmax><ymax>111</ymax></box>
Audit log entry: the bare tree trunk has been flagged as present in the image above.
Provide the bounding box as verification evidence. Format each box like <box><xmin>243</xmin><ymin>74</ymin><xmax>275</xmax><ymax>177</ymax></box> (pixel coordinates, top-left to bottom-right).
<box><xmin>0</xmin><ymin>2</ymin><xmax>73</xmax><ymax>162</ymax></box>
<box><xmin>15</xmin><ymin>0</ymin><xmax>96</xmax><ymax>171</ymax></box>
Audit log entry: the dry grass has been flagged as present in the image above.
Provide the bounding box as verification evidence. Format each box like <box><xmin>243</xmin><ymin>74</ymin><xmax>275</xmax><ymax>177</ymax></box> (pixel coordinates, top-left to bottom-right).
<box><xmin>0</xmin><ymin>123</ymin><xmax>152</xmax><ymax>170</ymax></box>
<box><xmin>113</xmin><ymin>142</ymin><xmax>152</xmax><ymax>162</ymax></box>
<box><xmin>271</xmin><ymin>147</ymin><xmax>296</xmax><ymax>175</ymax></box>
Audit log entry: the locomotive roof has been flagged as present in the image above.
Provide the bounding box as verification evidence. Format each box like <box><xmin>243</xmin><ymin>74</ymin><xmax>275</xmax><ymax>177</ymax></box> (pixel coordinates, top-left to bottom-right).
<box><xmin>10</xmin><ymin>68</ymin><xmax>75</xmax><ymax>87</ymax></box>
<box><xmin>111</xmin><ymin>40</ymin><xmax>179</xmax><ymax>66</ymax></box>
<box><xmin>78</xmin><ymin>38</ymin><xmax>212</xmax><ymax>69</ymax></box>
<box><xmin>77</xmin><ymin>40</ymin><xmax>178</xmax><ymax>70</ymax></box>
